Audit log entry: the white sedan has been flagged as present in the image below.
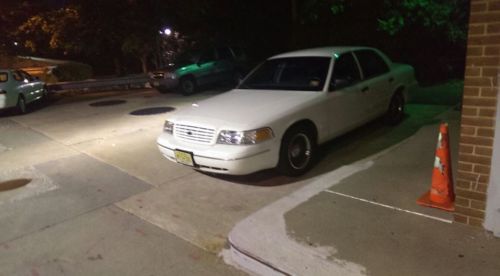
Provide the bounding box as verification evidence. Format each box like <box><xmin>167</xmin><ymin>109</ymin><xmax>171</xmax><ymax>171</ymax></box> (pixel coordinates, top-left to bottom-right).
<box><xmin>157</xmin><ymin>47</ymin><xmax>417</xmax><ymax>176</ymax></box>
<box><xmin>0</xmin><ymin>69</ymin><xmax>47</xmax><ymax>114</ymax></box>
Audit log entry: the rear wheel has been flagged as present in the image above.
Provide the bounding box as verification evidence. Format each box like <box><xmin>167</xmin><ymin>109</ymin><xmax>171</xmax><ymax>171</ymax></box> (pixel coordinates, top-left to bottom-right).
<box><xmin>42</xmin><ymin>86</ymin><xmax>49</xmax><ymax>101</ymax></box>
<box><xmin>385</xmin><ymin>93</ymin><xmax>404</xmax><ymax>125</ymax></box>
<box><xmin>17</xmin><ymin>95</ymin><xmax>27</xmax><ymax>115</ymax></box>
<box><xmin>277</xmin><ymin>126</ymin><xmax>316</xmax><ymax>176</ymax></box>
<box><xmin>180</xmin><ymin>77</ymin><xmax>197</xmax><ymax>96</ymax></box>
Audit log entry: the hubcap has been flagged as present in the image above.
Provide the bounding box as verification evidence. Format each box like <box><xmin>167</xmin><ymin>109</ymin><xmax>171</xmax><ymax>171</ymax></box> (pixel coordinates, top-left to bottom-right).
<box><xmin>392</xmin><ymin>96</ymin><xmax>403</xmax><ymax>116</ymax></box>
<box><xmin>288</xmin><ymin>133</ymin><xmax>311</xmax><ymax>170</ymax></box>
<box><xmin>182</xmin><ymin>80</ymin><xmax>194</xmax><ymax>93</ymax></box>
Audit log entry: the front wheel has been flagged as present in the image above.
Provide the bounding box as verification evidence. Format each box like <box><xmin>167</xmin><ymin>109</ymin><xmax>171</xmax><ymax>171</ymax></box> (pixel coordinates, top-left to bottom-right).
<box><xmin>42</xmin><ymin>86</ymin><xmax>49</xmax><ymax>101</ymax></box>
<box><xmin>385</xmin><ymin>93</ymin><xmax>404</xmax><ymax>125</ymax></box>
<box><xmin>179</xmin><ymin>77</ymin><xmax>197</xmax><ymax>96</ymax></box>
<box><xmin>277</xmin><ymin>126</ymin><xmax>316</xmax><ymax>177</ymax></box>
<box><xmin>17</xmin><ymin>95</ymin><xmax>27</xmax><ymax>115</ymax></box>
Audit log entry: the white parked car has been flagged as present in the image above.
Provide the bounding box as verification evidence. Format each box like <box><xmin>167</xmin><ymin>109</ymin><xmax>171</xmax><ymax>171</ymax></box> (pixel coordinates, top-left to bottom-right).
<box><xmin>157</xmin><ymin>47</ymin><xmax>417</xmax><ymax>176</ymax></box>
<box><xmin>0</xmin><ymin>69</ymin><xmax>47</xmax><ymax>114</ymax></box>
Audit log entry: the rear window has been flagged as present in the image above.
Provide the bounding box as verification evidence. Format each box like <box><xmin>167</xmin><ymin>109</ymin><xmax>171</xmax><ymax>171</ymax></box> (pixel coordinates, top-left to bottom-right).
<box><xmin>355</xmin><ymin>50</ymin><xmax>390</xmax><ymax>79</ymax></box>
<box><xmin>0</xmin><ymin>73</ymin><xmax>7</xmax><ymax>82</ymax></box>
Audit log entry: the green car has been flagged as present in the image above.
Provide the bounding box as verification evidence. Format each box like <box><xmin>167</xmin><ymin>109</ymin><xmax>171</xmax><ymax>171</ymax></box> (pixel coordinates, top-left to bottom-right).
<box><xmin>0</xmin><ymin>69</ymin><xmax>47</xmax><ymax>114</ymax></box>
<box><xmin>149</xmin><ymin>46</ymin><xmax>247</xmax><ymax>95</ymax></box>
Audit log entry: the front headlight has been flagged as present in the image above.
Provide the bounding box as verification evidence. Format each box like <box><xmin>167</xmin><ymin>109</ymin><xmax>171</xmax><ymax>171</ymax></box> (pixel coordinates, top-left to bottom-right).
<box><xmin>217</xmin><ymin>127</ymin><xmax>274</xmax><ymax>145</ymax></box>
<box><xmin>163</xmin><ymin>120</ymin><xmax>174</xmax><ymax>134</ymax></box>
<box><xmin>164</xmin><ymin>72</ymin><xmax>177</xmax><ymax>79</ymax></box>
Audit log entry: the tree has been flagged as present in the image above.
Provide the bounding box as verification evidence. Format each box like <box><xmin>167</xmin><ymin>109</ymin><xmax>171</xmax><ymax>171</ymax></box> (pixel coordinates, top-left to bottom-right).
<box><xmin>378</xmin><ymin>0</ymin><xmax>468</xmax><ymax>42</ymax></box>
<box><xmin>1</xmin><ymin>1</ymin><xmax>51</xmax><ymax>56</ymax></box>
<box><xmin>290</xmin><ymin>0</ymin><xmax>469</xmax><ymax>82</ymax></box>
<box><xmin>17</xmin><ymin>7</ymin><xmax>81</xmax><ymax>55</ymax></box>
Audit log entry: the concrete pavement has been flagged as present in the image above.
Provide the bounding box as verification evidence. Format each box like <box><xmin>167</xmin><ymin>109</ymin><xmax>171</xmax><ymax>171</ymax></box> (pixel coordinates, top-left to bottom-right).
<box><xmin>225</xmin><ymin>109</ymin><xmax>500</xmax><ymax>275</ymax></box>
<box><xmin>0</xmin><ymin>88</ymin><xmax>246</xmax><ymax>275</ymax></box>
<box><xmin>1</xmin><ymin>83</ymin><xmax>481</xmax><ymax>275</ymax></box>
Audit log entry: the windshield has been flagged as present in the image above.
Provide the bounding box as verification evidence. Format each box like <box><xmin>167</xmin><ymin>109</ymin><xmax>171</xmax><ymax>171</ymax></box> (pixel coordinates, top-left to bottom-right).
<box><xmin>173</xmin><ymin>50</ymin><xmax>200</xmax><ymax>68</ymax></box>
<box><xmin>240</xmin><ymin>57</ymin><xmax>331</xmax><ymax>91</ymax></box>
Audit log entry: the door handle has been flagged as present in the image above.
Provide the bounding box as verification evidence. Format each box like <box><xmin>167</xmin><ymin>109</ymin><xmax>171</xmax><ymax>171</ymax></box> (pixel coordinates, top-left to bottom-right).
<box><xmin>361</xmin><ymin>87</ymin><xmax>369</xmax><ymax>93</ymax></box>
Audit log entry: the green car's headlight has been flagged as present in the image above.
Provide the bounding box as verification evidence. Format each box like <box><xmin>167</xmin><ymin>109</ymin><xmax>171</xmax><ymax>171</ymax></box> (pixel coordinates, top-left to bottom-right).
<box><xmin>217</xmin><ymin>127</ymin><xmax>274</xmax><ymax>145</ymax></box>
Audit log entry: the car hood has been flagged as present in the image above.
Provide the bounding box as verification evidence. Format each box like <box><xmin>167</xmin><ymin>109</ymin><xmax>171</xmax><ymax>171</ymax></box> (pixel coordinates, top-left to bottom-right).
<box><xmin>170</xmin><ymin>89</ymin><xmax>321</xmax><ymax>130</ymax></box>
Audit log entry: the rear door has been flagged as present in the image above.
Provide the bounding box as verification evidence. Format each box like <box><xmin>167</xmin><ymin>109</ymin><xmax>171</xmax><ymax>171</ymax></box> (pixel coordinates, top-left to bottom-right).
<box><xmin>325</xmin><ymin>52</ymin><xmax>367</xmax><ymax>138</ymax></box>
<box><xmin>19</xmin><ymin>70</ymin><xmax>44</xmax><ymax>102</ymax></box>
<box><xmin>353</xmin><ymin>49</ymin><xmax>393</xmax><ymax>119</ymax></box>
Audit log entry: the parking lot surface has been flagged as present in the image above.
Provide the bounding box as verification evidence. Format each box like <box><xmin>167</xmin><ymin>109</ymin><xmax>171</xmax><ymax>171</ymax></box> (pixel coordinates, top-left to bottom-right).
<box><xmin>0</xmin><ymin>85</ymin><xmax>477</xmax><ymax>275</ymax></box>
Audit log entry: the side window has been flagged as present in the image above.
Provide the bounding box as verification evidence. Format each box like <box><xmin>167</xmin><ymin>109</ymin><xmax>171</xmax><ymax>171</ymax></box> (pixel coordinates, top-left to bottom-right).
<box><xmin>198</xmin><ymin>49</ymin><xmax>215</xmax><ymax>64</ymax></box>
<box><xmin>12</xmin><ymin>71</ymin><xmax>23</xmax><ymax>82</ymax></box>
<box><xmin>20</xmin><ymin>70</ymin><xmax>33</xmax><ymax>82</ymax></box>
<box><xmin>355</xmin><ymin>50</ymin><xmax>390</xmax><ymax>79</ymax></box>
<box><xmin>331</xmin><ymin>52</ymin><xmax>361</xmax><ymax>90</ymax></box>
<box><xmin>216</xmin><ymin>47</ymin><xmax>233</xmax><ymax>60</ymax></box>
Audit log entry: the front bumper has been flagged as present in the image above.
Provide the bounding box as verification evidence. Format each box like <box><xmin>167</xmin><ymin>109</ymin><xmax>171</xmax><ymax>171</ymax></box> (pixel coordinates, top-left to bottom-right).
<box><xmin>149</xmin><ymin>78</ymin><xmax>179</xmax><ymax>90</ymax></box>
<box><xmin>156</xmin><ymin>132</ymin><xmax>279</xmax><ymax>175</ymax></box>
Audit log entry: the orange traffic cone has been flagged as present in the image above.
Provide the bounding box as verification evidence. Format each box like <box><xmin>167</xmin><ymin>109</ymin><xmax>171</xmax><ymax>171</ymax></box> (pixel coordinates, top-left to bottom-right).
<box><xmin>417</xmin><ymin>123</ymin><xmax>455</xmax><ymax>211</ymax></box>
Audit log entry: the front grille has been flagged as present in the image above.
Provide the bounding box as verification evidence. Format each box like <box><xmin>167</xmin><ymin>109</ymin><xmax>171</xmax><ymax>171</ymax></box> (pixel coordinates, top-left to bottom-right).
<box><xmin>174</xmin><ymin>124</ymin><xmax>216</xmax><ymax>144</ymax></box>
<box><xmin>151</xmin><ymin>72</ymin><xmax>165</xmax><ymax>79</ymax></box>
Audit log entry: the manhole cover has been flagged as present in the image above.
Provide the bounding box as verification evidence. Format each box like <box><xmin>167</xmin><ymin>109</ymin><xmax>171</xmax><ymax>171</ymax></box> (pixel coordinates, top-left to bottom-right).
<box><xmin>89</xmin><ymin>100</ymin><xmax>127</xmax><ymax>107</ymax></box>
<box><xmin>129</xmin><ymin>107</ymin><xmax>175</xmax><ymax>116</ymax></box>
<box><xmin>0</xmin><ymin>178</ymin><xmax>31</xmax><ymax>192</ymax></box>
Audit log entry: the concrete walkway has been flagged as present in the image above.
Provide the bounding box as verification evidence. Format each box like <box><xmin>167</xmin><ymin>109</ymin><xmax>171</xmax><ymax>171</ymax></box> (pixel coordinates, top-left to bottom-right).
<box><xmin>225</xmin><ymin>110</ymin><xmax>500</xmax><ymax>276</ymax></box>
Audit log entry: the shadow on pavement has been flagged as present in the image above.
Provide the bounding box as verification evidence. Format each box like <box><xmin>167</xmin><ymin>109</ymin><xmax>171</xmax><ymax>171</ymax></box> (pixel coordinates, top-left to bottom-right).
<box><xmin>209</xmin><ymin>103</ymin><xmax>452</xmax><ymax>187</ymax></box>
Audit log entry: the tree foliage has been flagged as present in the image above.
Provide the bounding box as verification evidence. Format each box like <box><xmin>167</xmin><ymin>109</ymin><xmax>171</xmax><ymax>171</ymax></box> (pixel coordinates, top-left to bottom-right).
<box><xmin>17</xmin><ymin>8</ymin><xmax>81</xmax><ymax>53</ymax></box>
<box><xmin>379</xmin><ymin>0</ymin><xmax>469</xmax><ymax>42</ymax></box>
<box><xmin>5</xmin><ymin>0</ymin><xmax>469</xmax><ymax>80</ymax></box>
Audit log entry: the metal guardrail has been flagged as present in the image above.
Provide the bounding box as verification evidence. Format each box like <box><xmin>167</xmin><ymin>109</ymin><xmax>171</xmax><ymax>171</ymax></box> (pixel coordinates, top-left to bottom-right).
<box><xmin>47</xmin><ymin>74</ymin><xmax>150</xmax><ymax>93</ymax></box>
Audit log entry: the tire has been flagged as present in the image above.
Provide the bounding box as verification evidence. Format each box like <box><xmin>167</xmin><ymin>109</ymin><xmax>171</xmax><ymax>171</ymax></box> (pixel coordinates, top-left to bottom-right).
<box><xmin>277</xmin><ymin>125</ymin><xmax>316</xmax><ymax>177</ymax></box>
<box><xmin>179</xmin><ymin>77</ymin><xmax>197</xmax><ymax>96</ymax></box>
<box><xmin>17</xmin><ymin>95</ymin><xmax>27</xmax><ymax>115</ymax></box>
<box><xmin>42</xmin><ymin>87</ymin><xmax>49</xmax><ymax>101</ymax></box>
<box><xmin>385</xmin><ymin>93</ymin><xmax>405</xmax><ymax>125</ymax></box>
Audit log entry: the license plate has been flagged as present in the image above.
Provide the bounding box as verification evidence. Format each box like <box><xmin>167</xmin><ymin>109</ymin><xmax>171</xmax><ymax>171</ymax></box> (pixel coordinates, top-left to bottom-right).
<box><xmin>174</xmin><ymin>150</ymin><xmax>195</xmax><ymax>167</ymax></box>
<box><xmin>153</xmin><ymin>81</ymin><xmax>159</xmax><ymax>86</ymax></box>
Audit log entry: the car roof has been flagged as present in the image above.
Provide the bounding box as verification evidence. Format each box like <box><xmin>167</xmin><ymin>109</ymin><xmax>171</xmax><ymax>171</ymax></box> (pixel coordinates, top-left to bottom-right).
<box><xmin>269</xmin><ymin>46</ymin><xmax>375</xmax><ymax>59</ymax></box>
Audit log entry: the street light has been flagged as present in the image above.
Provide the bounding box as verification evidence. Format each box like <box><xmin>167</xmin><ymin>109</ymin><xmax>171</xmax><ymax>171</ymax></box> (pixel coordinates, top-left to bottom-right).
<box><xmin>163</xmin><ymin>28</ymin><xmax>172</xmax><ymax>36</ymax></box>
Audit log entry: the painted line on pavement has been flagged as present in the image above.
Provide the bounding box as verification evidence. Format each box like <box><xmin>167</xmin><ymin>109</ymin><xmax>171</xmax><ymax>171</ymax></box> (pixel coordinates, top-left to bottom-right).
<box><xmin>323</xmin><ymin>190</ymin><xmax>453</xmax><ymax>224</ymax></box>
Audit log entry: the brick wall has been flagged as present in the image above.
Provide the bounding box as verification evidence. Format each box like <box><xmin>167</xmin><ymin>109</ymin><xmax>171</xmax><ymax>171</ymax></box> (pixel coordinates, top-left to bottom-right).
<box><xmin>456</xmin><ymin>0</ymin><xmax>500</xmax><ymax>226</ymax></box>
